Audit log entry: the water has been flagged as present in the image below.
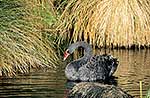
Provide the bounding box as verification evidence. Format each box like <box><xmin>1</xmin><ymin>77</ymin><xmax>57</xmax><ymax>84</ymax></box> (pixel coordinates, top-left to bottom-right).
<box><xmin>0</xmin><ymin>50</ymin><xmax>150</xmax><ymax>98</ymax></box>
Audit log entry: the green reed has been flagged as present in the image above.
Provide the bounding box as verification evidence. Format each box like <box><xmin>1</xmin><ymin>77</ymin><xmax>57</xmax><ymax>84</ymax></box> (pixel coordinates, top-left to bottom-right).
<box><xmin>145</xmin><ymin>87</ymin><xmax>150</xmax><ymax>98</ymax></box>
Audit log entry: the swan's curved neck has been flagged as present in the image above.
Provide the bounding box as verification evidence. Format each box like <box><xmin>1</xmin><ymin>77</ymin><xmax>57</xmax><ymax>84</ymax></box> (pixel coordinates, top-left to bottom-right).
<box><xmin>76</xmin><ymin>42</ymin><xmax>93</xmax><ymax>59</ymax></box>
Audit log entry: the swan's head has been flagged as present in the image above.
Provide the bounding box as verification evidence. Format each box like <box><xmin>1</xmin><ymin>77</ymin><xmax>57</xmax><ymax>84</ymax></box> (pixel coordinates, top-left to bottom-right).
<box><xmin>63</xmin><ymin>49</ymin><xmax>70</xmax><ymax>61</ymax></box>
<box><xmin>63</xmin><ymin>41</ymin><xmax>91</xmax><ymax>60</ymax></box>
<box><xmin>63</xmin><ymin>43</ymin><xmax>77</xmax><ymax>61</ymax></box>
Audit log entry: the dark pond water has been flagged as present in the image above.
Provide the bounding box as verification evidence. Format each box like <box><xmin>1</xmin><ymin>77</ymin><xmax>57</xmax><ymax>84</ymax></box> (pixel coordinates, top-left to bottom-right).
<box><xmin>0</xmin><ymin>50</ymin><xmax>150</xmax><ymax>98</ymax></box>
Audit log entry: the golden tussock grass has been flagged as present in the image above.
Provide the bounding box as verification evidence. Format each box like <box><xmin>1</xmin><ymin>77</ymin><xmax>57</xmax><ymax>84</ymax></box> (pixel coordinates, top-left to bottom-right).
<box><xmin>57</xmin><ymin>0</ymin><xmax>150</xmax><ymax>49</ymax></box>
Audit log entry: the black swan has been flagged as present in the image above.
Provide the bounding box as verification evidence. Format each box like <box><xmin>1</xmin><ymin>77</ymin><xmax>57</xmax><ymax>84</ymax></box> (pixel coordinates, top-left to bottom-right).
<box><xmin>68</xmin><ymin>82</ymin><xmax>133</xmax><ymax>98</ymax></box>
<box><xmin>64</xmin><ymin>41</ymin><xmax>118</xmax><ymax>81</ymax></box>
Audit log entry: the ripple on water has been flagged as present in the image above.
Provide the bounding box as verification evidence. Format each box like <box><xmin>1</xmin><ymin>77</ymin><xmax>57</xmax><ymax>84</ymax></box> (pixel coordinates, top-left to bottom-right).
<box><xmin>0</xmin><ymin>50</ymin><xmax>150</xmax><ymax>98</ymax></box>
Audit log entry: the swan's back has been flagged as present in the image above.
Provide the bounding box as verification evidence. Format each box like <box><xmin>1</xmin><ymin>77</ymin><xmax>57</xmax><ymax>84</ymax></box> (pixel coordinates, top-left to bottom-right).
<box><xmin>90</xmin><ymin>54</ymin><xmax>118</xmax><ymax>76</ymax></box>
<box><xmin>78</xmin><ymin>54</ymin><xmax>118</xmax><ymax>81</ymax></box>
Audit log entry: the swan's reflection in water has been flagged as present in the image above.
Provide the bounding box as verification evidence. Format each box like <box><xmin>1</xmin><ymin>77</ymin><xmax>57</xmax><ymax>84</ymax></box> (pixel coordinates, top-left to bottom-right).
<box><xmin>65</xmin><ymin>77</ymin><xmax>133</xmax><ymax>98</ymax></box>
<box><xmin>64</xmin><ymin>76</ymin><xmax>133</xmax><ymax>98</ymax></box>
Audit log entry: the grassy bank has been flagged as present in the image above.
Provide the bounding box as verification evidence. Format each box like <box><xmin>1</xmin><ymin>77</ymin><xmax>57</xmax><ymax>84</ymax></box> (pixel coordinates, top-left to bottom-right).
<box><xmin>0</xmin><ymin>0</ymin><xmax>59</xmax><ymax>77</ymax></box>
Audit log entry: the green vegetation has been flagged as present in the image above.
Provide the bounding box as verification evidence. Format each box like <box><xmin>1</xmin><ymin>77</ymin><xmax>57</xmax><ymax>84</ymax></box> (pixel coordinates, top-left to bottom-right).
<box><xmin>145</xmin><ymin>87</ymin><xmax>150</xmax><ymax>98</ymax></box>
<box><xmin>0</xmin><ymin>0</ymin><xmax>59</xmax><ymax>77</ymax></box>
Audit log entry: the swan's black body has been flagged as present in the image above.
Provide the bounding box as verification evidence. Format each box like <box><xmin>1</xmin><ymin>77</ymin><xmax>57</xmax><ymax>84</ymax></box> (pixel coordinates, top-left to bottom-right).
<box><xmin>64</xmin><ymin>41</ymin><xmax>118</xmax><ymax>81</ymax></box>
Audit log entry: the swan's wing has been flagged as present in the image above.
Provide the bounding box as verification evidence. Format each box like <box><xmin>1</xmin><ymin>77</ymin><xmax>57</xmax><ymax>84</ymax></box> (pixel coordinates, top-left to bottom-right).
<box><xmin>106</xmin><ymin>55</ymin><xmax>119</xmax><ymax>76</ymax></box>
<box><xmin>65</xmin><ymin>58</ymin><xmax>89</xmax><ymax>81</ymax></box>
<box><xmin>89</xmin><ymin>54</ymin><xmax>119</xmax><ymax>76</ymax></box>
<box><xmin>65</xmin><ymin>62</ymin><xmax>80</xmax><ymax>80</ymax></box>
<box><xmin>78</xmin><ymin>59</ymin><xmax>109</xmax><ymax>81</ymax></box>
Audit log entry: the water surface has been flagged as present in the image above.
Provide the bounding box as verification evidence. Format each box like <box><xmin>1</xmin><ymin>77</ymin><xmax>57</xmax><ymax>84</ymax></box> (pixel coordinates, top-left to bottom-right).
<box><xmin>0</xmin><ymin>50</ymin><xmax>150</xmax><ymax>98</ymax></box>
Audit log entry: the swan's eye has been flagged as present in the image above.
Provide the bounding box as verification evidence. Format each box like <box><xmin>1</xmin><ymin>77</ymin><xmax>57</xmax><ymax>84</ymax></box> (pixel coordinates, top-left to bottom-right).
<box><xmin>66</xmin><ymin>49</ymin><xmax>70</xmax><ymax>53</ymax></box>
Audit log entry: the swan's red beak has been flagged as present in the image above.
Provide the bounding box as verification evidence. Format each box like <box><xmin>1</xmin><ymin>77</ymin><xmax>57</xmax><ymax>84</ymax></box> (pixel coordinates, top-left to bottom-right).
<box><xmin>63</xmin><ymin>50</ymin><xmax>70</xmax><ymax>61</ymax></box>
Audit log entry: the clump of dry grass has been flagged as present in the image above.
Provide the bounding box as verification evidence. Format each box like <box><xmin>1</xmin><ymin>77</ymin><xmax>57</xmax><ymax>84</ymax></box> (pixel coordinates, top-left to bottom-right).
<box><xmin>57</xmin><ymin>0</ymin><xmax>150</xmax><ymax>48</ymax></box>
<box><xmin>68</xmin><ymin>82</ymin><xmax>133</xmax><ymax>98</ymax></box>
<box><xmin>0</xmin><ymin>0</ymin><xmax>59</xmax><ymax>77</ymax></box>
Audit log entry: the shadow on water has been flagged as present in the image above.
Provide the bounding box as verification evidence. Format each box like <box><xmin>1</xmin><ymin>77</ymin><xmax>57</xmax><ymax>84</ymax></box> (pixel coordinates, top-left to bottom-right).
<box><xmin>0</xmin><ymin>50</ymin><xmax>150</xmax><ymax>98</ymax></box>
